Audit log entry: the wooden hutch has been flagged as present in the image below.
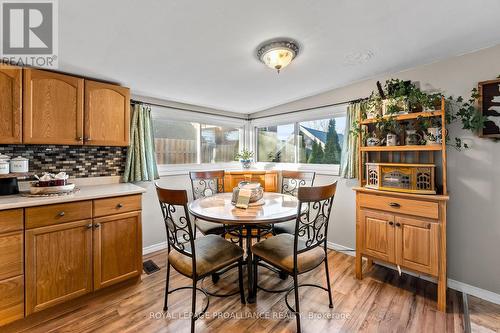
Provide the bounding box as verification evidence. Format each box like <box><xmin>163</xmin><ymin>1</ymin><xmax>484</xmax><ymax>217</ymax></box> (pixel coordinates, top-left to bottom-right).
<box><xmin>354</xmin><ymin>98</ymin><xmax>449</xmax><ymax>311</ymax></box>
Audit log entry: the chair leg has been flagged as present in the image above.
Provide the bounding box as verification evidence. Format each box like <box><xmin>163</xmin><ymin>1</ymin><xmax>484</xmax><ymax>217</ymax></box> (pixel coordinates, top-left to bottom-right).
<box><xmin>324</xmin><ymin>255</ymin><xmax>334</xmax><ymax>308</ymax></box>
<box><xmin>191</xmin><ymin>279</ymin><xmax>197</xmax><ymax>333</ymax></box>
<box><xmin>163</xmin><ymin>262</ymin><xmax>171</xmax><ymax>311</ymax></box>
<box><xmin>253</xmin><ymin>256</ymin><xmax>258</xmax><ymax>299</ymax></box>
<box><xmin>238</xmin><ymin>259</ymin><xmax>246</xmax><ymax>304</ymax></box>
<box><xmin>293</xmin><ymin>273</ymin><xmax>301</xmax><ymax>333</ymax></box>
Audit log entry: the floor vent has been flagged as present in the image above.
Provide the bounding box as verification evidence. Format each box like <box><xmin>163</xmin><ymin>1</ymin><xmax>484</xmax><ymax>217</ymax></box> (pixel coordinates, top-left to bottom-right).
<box><xmin>143</xmin><ymin>260</ymin><xmax>160</xmax><ymax>275</ymax></box>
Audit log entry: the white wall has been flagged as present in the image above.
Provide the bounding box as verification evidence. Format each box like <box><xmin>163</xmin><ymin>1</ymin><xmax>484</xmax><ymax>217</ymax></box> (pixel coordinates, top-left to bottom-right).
<box><xmin>256</xmin><ymin>44</ymin><xmax>500</xmax><ymax>295</ymax></box>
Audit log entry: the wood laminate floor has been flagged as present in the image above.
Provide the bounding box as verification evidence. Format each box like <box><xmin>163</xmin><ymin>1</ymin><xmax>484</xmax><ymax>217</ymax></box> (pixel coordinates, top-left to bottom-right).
<box><xmin>4</xmin><ymin>249</ymin><xmax>499</xmax><ymax>333</ymax></box>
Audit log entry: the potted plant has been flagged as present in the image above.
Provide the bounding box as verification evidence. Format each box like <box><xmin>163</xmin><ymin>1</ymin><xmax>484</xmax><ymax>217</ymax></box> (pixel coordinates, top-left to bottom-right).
<box><xmin>377</xmin><ymin>116</ymin><xmax>403</xmax><ymax>146</ymax></box>
<box><xmin>416</xmin><ymin>116</ymin><xmax>442</xmax><ymax>145</ymax></box>
<box><xmin>235</xmin><ymin>149</ymin><xmax>254</xmax><ymax>169</ymax></box>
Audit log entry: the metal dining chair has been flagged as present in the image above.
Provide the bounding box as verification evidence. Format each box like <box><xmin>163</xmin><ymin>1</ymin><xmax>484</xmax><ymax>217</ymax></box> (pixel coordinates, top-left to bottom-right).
<box><xmin>155</xmin><ymin>184</ymin><xmax>245</xmax><ymax>333</ymax></box>
<box><xmin>189</xmin><ymin>170</ymin><xmax>227</xmax><ymax>236</ymax></box>
<box><xmin>273</xmin><ymin>170</ymin><xmax>316</xmax><ymax>235</ymax></box>
<box><xmin>251</xmin><ymin>182</ymin><xmax>337</xmax><ymax>333</ymax></box>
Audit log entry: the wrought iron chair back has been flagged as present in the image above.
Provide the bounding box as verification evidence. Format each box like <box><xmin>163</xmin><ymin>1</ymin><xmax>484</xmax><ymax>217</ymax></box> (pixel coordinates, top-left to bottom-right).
<box><xmin>156</xmin><ymin>184</ymin><xmax>196</xmax><ymax>259</ymax></box>
<box><xmin>281</xmin><ymin>170</ymin><xmax>316</xmax><ymax>197</ymax></box>
<box><xmin>294</xmin><ymin>182</ymin><xmax>337</xmax><ymax>256</ymax></box>
<box><xmin>189</xmin><ymin>170</ymin><xmax>225</xmax><ymax>200</ymax></box>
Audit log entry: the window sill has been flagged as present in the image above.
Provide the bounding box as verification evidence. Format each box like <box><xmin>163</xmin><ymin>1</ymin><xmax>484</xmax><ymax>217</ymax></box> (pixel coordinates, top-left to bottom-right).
<box><xmin>157</xmin><ymin>162</ymin><xmax>340</xmax><ymax>177</ymax></box>
<box><xmin>157</xmin><ymin>162</ymin><xmax>242</xmax><ymax>177</ymax></box>
<box><xmin>245</xmin><ymin>162</ymin><xmax>340</xmax><ymax>176</ymax></box>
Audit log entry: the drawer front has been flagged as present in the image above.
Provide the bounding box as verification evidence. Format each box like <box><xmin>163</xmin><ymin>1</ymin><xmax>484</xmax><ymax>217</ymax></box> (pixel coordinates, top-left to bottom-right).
<box><xmin>93</xmin><ymin>195</ymin><xmax>142</xmax><ymax>217</ymax></box>
<box><xmin>26</xmin><ymin>201</ymin><xmax>93</xmax><ymax>229</ymax></box>
<box><xmin>0</xmin><ymin>209</ymin><xmax>23</xmax><ymax>234</ymax></box>
<box><xmin>0</xmin><ymin>231</ymin><xmax>23</xmax><ymax>280</ymax></box>
<box><xmin>0</xmin><ymin>275</ymin><xmax>24</xmax><ymax>326</ymax></box>
<box><xmin>358</xmin><ymin>193</ymin><xmax>439</xmax><ymax>219</ymax></box>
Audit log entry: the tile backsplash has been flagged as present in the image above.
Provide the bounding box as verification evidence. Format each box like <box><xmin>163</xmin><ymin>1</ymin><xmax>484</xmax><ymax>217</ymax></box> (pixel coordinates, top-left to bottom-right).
<box><xmin>0</xmin><ymin>145</ymin><xmax>127</xmax><ymax>178</ymax></box>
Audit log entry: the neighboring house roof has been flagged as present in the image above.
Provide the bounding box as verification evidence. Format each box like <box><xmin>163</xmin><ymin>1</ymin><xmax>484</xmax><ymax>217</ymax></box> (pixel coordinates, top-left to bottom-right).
<box><xmin>300</xmin><ymin>125</ymin><xmax>344</xmax><ymax>147</ymax></box>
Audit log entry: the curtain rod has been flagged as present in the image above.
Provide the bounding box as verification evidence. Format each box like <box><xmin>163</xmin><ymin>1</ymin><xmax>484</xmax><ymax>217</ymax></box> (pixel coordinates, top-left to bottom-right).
<box><xmin>248</xmin><ymin>97</ymin><xmax>368</xmax><ymax>120</ymax></box>
<box><xmin>130</xmin><ymin>99</ymin><xmax>249</xmax><ymax>121</ymax></box>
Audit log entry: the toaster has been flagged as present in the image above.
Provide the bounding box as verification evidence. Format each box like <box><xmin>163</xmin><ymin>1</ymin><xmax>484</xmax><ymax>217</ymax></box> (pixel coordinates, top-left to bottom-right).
<box><xmin>0</xmin><ymin>177</ymin><xmax>19</xmax><ymax>195</ymax></box>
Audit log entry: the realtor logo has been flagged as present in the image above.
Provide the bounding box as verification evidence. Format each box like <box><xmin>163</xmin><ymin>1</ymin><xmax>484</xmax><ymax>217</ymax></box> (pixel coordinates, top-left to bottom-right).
<box><xmin>1</xmin><ymin>0</ymin><xmax>58</xmax><ymax>68</ymax></box>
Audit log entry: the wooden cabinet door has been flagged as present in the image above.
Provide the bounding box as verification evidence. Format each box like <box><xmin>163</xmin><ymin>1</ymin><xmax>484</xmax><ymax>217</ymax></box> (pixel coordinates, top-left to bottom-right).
<box><xmin>93</xmin><ymin>211</ymin><xmax>142</xmax><ymax>290</ymax></box>
<box><xmin>0</xmin><ymin>275</ymin><xmax>24</xmax><ymax>326</ymax></box>
<box><xmin>84</xmin><ymin>80</ymin><xmax>130</xmax><ymax>146</ymax></box>
<box><xmin>25</xmin><ymin>220</ymin><xmax>93</xmax><ymax>315</ymax></box>
<box><xmin>0</xmin><ymin>65</ymin><xmax>22</xmax><ymax>143</ymax></box>
<box><xmin>23</xmin><ymin>69</ymin><xmax>84</xmax><ymax>144</ymax></box>
<box><xmin>359</xmin><ymin>209</ymin><xmax>396</xmax><ymax>263</ymax></box>
<box><xmin>395</xmin><ymin>216</ymin><xmax>439</xmax><ymax>276</ymax></box>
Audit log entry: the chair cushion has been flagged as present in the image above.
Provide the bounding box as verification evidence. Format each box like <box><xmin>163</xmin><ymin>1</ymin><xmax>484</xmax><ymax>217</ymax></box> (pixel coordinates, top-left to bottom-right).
<box><xmin>195</xmin><ymin>218</ymin><xmax>226</xmax><ymax>235</ymax></box>
<box><xmin>251</xmin><ymin>234</ymin><xmax>325</xmax><ymax>273</ymax></box>
<box><xmin>273</xmin><ymin>220</ymin><xmax>296</xmax><ymax>235</ymax></box>
<box><xmin>168</xmin><ymin>234</ymin><xmax>244</xmax><ymax>277</ymax></box>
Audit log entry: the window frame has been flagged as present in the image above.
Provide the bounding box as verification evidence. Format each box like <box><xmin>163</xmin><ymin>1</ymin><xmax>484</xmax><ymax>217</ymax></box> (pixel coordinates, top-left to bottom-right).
<box><xmin>250</xmin><ymin>105</ymin><xmax>347</xmax><ymax>176</ymax></box>
<box><xmin>151</xmin><ymin>105</ymin><xmax>247</xmax><ymax>175</ymax></box>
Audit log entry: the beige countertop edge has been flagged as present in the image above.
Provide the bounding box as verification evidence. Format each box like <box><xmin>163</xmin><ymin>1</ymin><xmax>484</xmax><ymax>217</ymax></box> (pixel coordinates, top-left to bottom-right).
<box><xmin>0</xmin><ymin>183</ymin><xmax>146</xmax><ymax>210</ymax></box>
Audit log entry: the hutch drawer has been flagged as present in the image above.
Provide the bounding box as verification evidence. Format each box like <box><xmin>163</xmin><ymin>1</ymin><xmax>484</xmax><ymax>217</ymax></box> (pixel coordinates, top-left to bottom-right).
<box><xmin>358</xmin><ymin>193</ymin><xmax>439</xmax><ymax>220</ymax></box>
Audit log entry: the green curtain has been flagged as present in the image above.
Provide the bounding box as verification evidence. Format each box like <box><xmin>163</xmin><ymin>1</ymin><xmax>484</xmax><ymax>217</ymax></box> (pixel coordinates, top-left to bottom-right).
<box><xmin>340</xmin><ymin>102</ymin><xmax>363</xmax><ymax>179</ymax></box>
<box><xmin>123</xmin><ymin>103</ymin><xmax>159</xmax><ymax>182</ymax></box>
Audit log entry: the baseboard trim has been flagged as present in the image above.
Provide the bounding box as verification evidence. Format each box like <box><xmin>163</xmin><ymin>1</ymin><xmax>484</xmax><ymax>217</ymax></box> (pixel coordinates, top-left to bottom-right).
<box><xmin>143</xmin><ymin>241</ymin><xmax>167</xmax><ymax>255</ymax></box>
<box><xmin>143</xmin><ymin>240</ymin><xmax>500</xmax><ymax>305</ymax></box>
<box><xmin>448</xmin><ymin>279</ymin><xmax>500</xmax><ymax>305</ymax></box>
<box><xmin>326</xmin><ymin>241</ymin><xmax>356</xmax><ymax>256</ymax></box>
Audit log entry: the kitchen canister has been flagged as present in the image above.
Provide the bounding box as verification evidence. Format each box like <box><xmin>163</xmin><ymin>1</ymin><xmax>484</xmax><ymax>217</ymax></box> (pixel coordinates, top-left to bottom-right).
<box><xmin>10</xmin><ymin>156</ymin><xmax>29</xmax><ymax>173</ymax></box>
<box><xmin>0</xmin><ymin>160</ymin><xmax>9</xmax><ymax>174</ymax></box>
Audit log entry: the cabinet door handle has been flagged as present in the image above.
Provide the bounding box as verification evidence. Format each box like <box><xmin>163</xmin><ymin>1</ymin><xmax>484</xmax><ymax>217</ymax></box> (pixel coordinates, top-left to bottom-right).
<box><xmin>388</xmin><ymin>221</ymin><xmax>394</xmax><ymax>226</ymax></box>
<box><xmin>86</xmin><ymin>223</ymin><xmax>92</xmax><ymax>229</ymax></box>
<box><xmin>76</xmin><ymin>137</ymin><xmax>83</xmax><ymax>141</ymax></box>
<box><xmin>58</xmin><ymin>211</ymin><xmax>65</xmax><ymax>217</ymax></box>
<box><xmin>427</xmin><ymin>223</ymin><xmax>431</xmax><ymax>229</ymax></box>
<box><xmin>117</xmin><ymin>203</ymin><xmax>123</xmax><ymax>208</ymax></box>
<box><xmin>395</xmin><ymin>222</ymin><xmax>401</xmax><ymax>227</ymax></box>
<box><xmin>389</xmin><ymin>202</ymin><xmax>400</xmax><ymax>208</ymax></box>
<box><xmin>94</xmin><ymin>223</ymin><xmax>101</xmax><ymax>228</ymax></box>
<box><xmin>84</xmin><ymin>137</ymin><xmax>92</xmax><ymax>141</ymax></box>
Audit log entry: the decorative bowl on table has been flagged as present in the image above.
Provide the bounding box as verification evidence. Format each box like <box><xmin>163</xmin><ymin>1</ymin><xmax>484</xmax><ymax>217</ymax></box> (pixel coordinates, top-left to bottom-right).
<box><xmin>233</xmin><ymin>181</ymin><xmax>263</xmax><ymax>203</ymax></box>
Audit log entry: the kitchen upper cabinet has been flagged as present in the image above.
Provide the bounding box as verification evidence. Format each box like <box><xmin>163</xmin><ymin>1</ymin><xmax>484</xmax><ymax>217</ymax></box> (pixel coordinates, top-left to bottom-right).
<box><xmin>359</xmin><ymin>209</ymin><xmax>395</xmax><ymax>264</ymax></box>
<box><xmin>93</xmin><ymin>211</ymin><xmax>142</xmax><ymax>290</ymax></box>
<box><xmin>23</xmin><ymin>69</ymin><xmax>84</xmax><ymax>145</ymax></box>
<box><xmin>0</xmin><ymin>65</ymin><xmax>22</xmax><ymax>144</ymax></box>
<box><xmin>25</xmin><ymin>220</ymin><xmax>93</xmax><ymax>315</ymax></box>
<box><xmin>84</xmin><ymin>80</ymin><xmax>130</xmax><ymax>146</ymax></box>
<box><xmin>395</xmin><ymin>216</ymin><xmax>439</xmax><ymax>276</ymax></box>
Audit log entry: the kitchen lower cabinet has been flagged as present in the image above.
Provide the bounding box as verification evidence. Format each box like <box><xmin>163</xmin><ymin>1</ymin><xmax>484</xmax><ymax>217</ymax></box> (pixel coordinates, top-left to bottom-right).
<box><xmin>93</xmin><ymin>211</ymin><xmax>142</xmax><ymax>290</ymax></box>
<box><xmin>25</xmin><ymin>219</ymin><xmax>93</xmax><ymax>315</ymax></box>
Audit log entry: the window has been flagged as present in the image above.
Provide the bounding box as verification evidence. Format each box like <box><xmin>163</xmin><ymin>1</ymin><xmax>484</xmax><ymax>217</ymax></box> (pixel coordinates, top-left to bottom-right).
<box><xmin>201</xmin><ymin>125</ymin><xmax>240</xmax><ymax>163</ymax></box>
<box><xmin>153</xmin><ymin>115</ymin><xmax>242</xmax><ymax>165</ymax></box>
<box><xmin>154</xmin><ymin>119</ymin><xmax>199</xmax><ymax>165</ymax></box>
<box><xmin>256</xmin><ymin>116</ymin><xmax>346</xmax><ymax>165</ymax></box>
<box><xmin>299</xmin><ymin>117</ymin><xmax>345</xmax><ymax>164</ymax></box>
<box><xmin>257</xmin><ymin>124</ymin><xmax>295</xmax><ymax>163</ymax></box>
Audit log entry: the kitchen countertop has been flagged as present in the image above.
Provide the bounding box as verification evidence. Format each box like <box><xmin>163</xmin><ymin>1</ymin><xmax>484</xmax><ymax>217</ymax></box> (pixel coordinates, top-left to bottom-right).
<box><xmin>0</xmin><ymin>183</ymin><xmax>146</xmax><ymax>210</ymax></box>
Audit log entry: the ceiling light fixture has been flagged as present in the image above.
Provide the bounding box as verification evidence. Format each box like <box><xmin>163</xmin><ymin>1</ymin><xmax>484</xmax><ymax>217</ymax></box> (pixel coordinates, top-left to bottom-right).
<box><xmin>257</xmin><ymin>39</ymin><xmax>299</xmax><ymax>73</ymax></box>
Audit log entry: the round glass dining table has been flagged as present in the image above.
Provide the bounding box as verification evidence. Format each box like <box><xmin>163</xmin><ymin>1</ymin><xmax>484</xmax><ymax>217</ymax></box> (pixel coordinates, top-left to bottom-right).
<box><xmin>188</xmin><ymin>192</ymin><xmax>300</xmax><ymax>303</ymax></box>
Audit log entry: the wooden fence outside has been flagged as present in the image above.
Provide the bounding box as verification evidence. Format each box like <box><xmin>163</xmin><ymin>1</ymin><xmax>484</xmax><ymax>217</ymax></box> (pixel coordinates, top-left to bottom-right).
<box><xmin>155</xmin><ymin>138</ymin><xmax>237</xmax><ymax>164</ymax></box>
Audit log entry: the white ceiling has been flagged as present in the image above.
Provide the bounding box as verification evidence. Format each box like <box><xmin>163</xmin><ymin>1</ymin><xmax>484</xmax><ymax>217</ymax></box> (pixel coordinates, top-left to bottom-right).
<box><xmin>59</xmin><ymin>0</ymin><xmax>500</xmax><ymax>114</ymax></box>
